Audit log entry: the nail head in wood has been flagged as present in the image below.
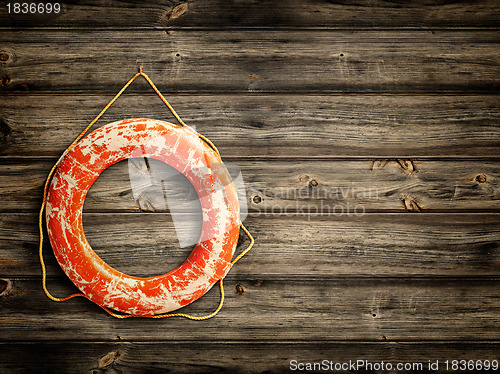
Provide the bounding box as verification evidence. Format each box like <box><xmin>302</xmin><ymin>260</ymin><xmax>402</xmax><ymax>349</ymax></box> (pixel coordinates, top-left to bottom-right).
<box><xmin>1</xmin><ymin>75</ymin><xmax>11</xmax><ymax>86</ymax></box>
<box><xmin>235</xmin><ymin>284</ymin><xmax>245</xmax><ymax>295</ymax></box>
<box><xmin>475</xmin><ymin>174</ymin><xmax>487</xmax><ymax>183</ymax></box>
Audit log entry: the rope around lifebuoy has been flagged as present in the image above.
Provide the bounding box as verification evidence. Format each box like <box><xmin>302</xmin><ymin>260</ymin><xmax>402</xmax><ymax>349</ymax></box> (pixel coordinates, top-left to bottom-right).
<box><xmin>38</xmin><ymin>67</ymin><xmax>254</xmax><ymax>320</ymax></box>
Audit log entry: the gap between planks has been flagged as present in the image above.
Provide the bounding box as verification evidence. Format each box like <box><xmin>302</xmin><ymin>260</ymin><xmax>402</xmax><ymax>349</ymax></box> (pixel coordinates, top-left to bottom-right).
<box><xmin>3</xmin><ymin>156</ymin><xmax>500</xmax><ymax>161</ymax></box>
<box><xmin>2</xmin><ymin>27</ymin><xmax>500</xmax><ymax>31</ymax></box>
<box><xmin>1</xmin><ymin>339</ymin><xmax>500</xmax><ymax>345</ymax></box>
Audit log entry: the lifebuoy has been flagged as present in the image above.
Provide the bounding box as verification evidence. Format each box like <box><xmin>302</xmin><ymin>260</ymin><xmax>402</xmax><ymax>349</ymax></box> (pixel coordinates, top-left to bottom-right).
<box><xmin>45</xmin><ymin>118</ymin><xmax>240</xmax><ymax>316</ymax></box>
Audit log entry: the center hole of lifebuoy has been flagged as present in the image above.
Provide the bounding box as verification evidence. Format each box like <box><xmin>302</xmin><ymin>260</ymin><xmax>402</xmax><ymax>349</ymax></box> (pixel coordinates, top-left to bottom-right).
<box><xmin>82</xmin><ymin>158</ymin><xmax>202</xmax><ymax>277</ymax></box>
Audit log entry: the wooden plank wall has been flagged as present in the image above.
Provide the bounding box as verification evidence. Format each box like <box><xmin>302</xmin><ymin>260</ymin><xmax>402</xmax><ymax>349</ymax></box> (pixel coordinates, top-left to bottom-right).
<box><xmin>1</xmin><ymin>1</ymin><xmax>499</xmax><ymax>372</ymax></box>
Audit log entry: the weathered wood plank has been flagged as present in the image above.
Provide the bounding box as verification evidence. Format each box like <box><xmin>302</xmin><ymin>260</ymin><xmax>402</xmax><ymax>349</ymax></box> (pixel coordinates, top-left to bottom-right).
<box><xmin>1</xmin><ymin>94</ymin><xmax>500</xmax><ymax>157</ymax></box>
<box><xmin>0</xmin><ymin>277</ymin><xmax>498</xmax><ymax>341</ymax></box>
<box><xmin>1</xmin><ymin>31</ymin><xmax>499</xmax><ymax>94</ymax></box>
<box><xmin>1</xmin><ymin>213</ymin><xmax>499</xmax><ymax>277</ymax></box>
<box><xmin>1</xmin><ymin>0</ymin><xmax>499</xmax><ymax>29</ymax></box>
<box><xmin>1</xmin><ymin>341</ymin><xmax>500</xmax><ymax>374</ymax></box>
<box><xmin>1</xmin><ymin>159</ymin><xmax>499</xmax><ymax>213</ymax></box>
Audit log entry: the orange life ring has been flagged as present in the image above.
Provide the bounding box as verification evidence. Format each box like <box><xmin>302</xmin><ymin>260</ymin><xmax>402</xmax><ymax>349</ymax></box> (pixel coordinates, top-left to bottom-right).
<box><xmin>45</xmin><ymin>118</ymin><xmax>240</xmax><ymax>316</ymax></box>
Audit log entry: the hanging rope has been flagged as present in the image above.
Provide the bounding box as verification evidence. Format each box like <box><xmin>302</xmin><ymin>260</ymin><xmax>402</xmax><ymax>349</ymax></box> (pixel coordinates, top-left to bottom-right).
<box><xmin>39</xmin><ymin>67</ymin><xmax>254</xmax><ymax>320</ymax></box>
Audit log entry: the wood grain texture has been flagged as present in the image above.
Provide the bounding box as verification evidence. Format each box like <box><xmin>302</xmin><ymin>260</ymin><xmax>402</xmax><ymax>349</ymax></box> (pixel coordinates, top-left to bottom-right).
<box><xmin>1</xmin><ymin>341</ymin><xmax>499</xmax><ymax>374</ymax></box>
<box><xmin>1</xmin><ymin>159</ymin><xmax>499</xmax><ymax>213</ymax></box>
<box><xmin>2</xmin><ymin>213</ymin><xmax>499</xmax><ymax>278</ymax></box>
<box><xmin>1</xmin><ymin>0</ymin><xmax>499</xmax><ymax>29</ymax></box>
<box><xmin>0</xmin><ymin>277</ymin><xmax>499</xmax><ymax>342</ymax></box>
<box><xmin>1</xmin><ymin>31</ymin><xmax>499</xmax><ymax>94</ymax></box>
<box><xmin>1</xmin><ymin>0</ymin><xmax>499</xmax><ymax>369</ymax></box>
<box><xmin>1</xmin><ymin>94</ymin><xmax>500</xmax><ymax>157</ymax></box>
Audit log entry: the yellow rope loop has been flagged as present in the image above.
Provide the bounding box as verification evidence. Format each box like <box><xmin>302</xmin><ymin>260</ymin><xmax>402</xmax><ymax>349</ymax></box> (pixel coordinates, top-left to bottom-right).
<box><xmin>139</xmin><ymin>69</ymin><xmax>187</xmax><ymax>128</ymax></box>
<box><xmin>39</xmin><ymin>68</ymin><xmax>254</xmax><ymax>320</ymax></box>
